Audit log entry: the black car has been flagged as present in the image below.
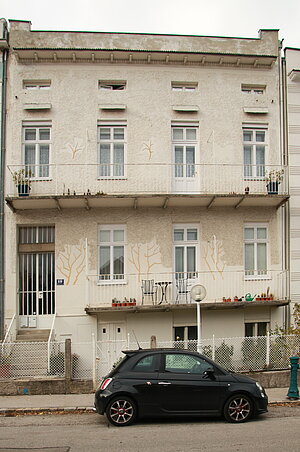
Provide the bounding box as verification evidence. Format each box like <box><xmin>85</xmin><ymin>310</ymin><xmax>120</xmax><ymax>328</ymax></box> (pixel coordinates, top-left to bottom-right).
<box><xmin>95</xmin><ymin>348</ymin><xmax>268</xmax><ymax>426</ymax></box>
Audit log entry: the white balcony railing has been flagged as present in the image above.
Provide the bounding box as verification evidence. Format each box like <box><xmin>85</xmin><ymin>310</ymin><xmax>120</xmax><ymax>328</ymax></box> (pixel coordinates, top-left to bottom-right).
<box><xmin>7</xmin><ymin>164</ymin><xmax>289</xmax><ymax>197</ymax></box>
<box><xmin>86</xmin><ymin>270</ymin><xmax>289</xmax><ymax>308</ymax></box>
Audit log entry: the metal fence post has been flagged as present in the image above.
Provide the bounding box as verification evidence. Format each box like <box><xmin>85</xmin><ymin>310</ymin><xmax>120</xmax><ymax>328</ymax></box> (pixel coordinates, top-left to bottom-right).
<box><xmin>212</xmin><ymin>334</ymin><xmax>215</xmax><ymax>361</ymax></box>
<box><xmin>266</xmin><ymin>331</ymin><xmax>270</xmax><ymax>368</ymax></box>
<box><xmin>92</xmin><ymin>333</ymin><xmax>96</xmax><ymax>390</ymax></box>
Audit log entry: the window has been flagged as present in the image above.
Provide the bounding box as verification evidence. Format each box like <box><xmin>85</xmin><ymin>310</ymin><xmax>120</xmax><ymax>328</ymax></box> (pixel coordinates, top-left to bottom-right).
<box><xmin>172</xmin><ymin>82</ymin><xmax>198</xmax><ymax>91</ymax></box>
<box><xmin>174</xmin><ymin>225</ymin><xmax>198</xmax><ymax>279</ymax></box>
<box><xmin>241</xmin><ymin>84</ymin><xmax>265</xmax><ymax>95</ymax></box>
<box><xmin>23</xmin><ymin>80</ymin><xmax>51</xmax><ymax>90</ymax></box>
<box><xmin>22</xmin><ymin>124</ymin><xmax>51</xmax><ymax>178</ymax></box>
<box><xmin>174</xmin><ymin>326</ymin><xmax>197</xmax><ymax>342</ymax></box>
<box><xmin>98</xmin><ymin>124</ymin><xmax>126</xmax><ymax>178</ymax></box>
<box><xmin>99</xmin><ymin>80</ymin><xmax>126</xmax><ymax>91</ymax></box>
<box><xmin>98</xmin><ymin>225</ymin><xmax>125</xmax><ymax>281</ymax></box>
<box><xmin>245</xmin><ymin>322</ymin><xmax>269</xmax><ymax>337</ymax></box>
<box><xmin>243</xmin><ymin>127</ymin><xmax>266</xmax><ymax>178</ymax></box>
<box><xmin>164</xmin><ymin>353</ymin><xmax>211</xmax><ymax>374</ymax></box>
<box><xmin>132</xmin><ymin>355</ymin><xmax>158</xmax><ymax>372</ymax></box>
<box><xmin>172</xmin><ymin>126</ymin><xmax>197</xmax><ymax>178</ymax></box>
<box><xmin>244</xmin><ymin>224</ymin><xmax>268</xmax><ymax>277</ymax></box>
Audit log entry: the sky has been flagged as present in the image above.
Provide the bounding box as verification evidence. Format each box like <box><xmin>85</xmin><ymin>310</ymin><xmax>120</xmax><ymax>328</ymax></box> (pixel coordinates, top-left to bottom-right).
<box><xmin>1</xmin><ymin>0</ymin><xmax>299</xmax><ymax>49</ymax></box>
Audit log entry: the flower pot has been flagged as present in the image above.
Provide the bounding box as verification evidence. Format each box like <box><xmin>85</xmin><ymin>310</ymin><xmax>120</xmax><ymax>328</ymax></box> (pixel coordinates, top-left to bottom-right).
<box><xmin>17</xmin><ymin>184</ymin><xmax>30</xmax><ymax>197</ymax></box>
<box><xmin>267</xmin><ymin>181</ymin><xmax>279</xmax><ymax>195</ymax></box>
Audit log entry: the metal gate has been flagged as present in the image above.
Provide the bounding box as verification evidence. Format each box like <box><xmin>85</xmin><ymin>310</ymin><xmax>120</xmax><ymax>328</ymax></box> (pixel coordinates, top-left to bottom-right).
<box><xmin>19</xmin><ymin>252</ymin><xmax>55</xmax><ymax>326</ymax></box>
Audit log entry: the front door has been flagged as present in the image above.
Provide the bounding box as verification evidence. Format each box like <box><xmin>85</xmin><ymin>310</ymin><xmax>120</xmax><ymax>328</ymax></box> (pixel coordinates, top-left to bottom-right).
<box><xmin>18</xmin><ymin>226</ymin><xmax>55</xmax><ymax>329</ymax></box>
<box><xmin>97</xmin><ymin>322</ymin><xmax>126</xmax><ymax>374</ymax></box>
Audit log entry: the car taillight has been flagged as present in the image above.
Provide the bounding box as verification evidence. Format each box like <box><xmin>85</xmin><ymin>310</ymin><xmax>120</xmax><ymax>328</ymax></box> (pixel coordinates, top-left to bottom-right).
<box><xmin>100</xmin><ymin>378</ymin><xmax>112</xmax><ymax>390</ymax></box>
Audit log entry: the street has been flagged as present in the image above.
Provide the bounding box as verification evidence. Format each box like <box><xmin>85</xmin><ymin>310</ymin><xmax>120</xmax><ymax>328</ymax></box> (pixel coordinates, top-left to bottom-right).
<box><xmin>0</xmin><ymin>406</ymin><xmax>299</xmax><ymax>452</ymax></box>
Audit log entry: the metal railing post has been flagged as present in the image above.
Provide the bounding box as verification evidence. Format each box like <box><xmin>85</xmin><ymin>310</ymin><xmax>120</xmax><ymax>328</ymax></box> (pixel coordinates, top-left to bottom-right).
<box><xmin>92</xmin><ymin>332</ymin><xmax>96</xmax><ymax>390</ymax></box>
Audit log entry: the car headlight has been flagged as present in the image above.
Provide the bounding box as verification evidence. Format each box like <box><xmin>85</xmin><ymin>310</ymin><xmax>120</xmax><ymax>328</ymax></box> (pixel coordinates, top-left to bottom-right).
<box><xmin>256</xmin><ymin>381</ymin><xmax>265</xmax><ymax>397</ymax></box>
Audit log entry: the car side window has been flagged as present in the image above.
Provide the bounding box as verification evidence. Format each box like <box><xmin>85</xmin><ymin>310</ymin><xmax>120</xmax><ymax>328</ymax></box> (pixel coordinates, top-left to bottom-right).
<box><xmin>165</xmin><ymin>353</ymin><xmax>211</xmax><ymax>374</ymax></box>
<box><xmin>131</xmin><ymin>354</ymin><xmax>158</xmax><ymax>372</ymax></box>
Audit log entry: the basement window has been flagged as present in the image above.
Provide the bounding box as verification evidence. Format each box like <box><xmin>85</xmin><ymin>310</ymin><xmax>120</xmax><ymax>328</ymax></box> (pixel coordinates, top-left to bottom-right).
<box><xmin>99</xmin><ymin>80</ymin><xmax>126</xmax><ymax>91</ymax></box>
<box><xmin>172</xmin><ymin>82</ymin><xmax>198</xmax><ymax>91</ymax></box>
<box><xmin>241</xmin><ymin>84</ymin><xmax>265</xmax><ymax>95</ymax></box>
<box><xmin>23</xmin><ymin>80</ymin><xmax>51</xmax><ymax>90</ymax></box>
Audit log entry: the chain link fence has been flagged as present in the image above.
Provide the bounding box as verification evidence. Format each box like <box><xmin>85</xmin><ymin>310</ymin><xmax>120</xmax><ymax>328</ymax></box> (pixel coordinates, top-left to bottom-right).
<box><xmin>1</xmin><ymin>334</ymin><xmax>299</xmax><ymax>381</ymax></box>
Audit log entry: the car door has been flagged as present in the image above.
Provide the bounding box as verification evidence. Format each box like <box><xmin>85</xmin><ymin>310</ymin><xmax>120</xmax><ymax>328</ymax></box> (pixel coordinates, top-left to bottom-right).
<box><xmin>157</xmin><ymin>352</ymin><xmax>222</xmax><ymax>414</ymax></box>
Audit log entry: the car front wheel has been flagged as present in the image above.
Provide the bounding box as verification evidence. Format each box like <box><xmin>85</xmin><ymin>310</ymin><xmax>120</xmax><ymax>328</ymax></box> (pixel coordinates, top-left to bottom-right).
<box><xmin>106</xmin><ymin>396</ymin><xmax>137</xmax><ymax>426</ymax></box>
<box><xmin>223</xmin><ymin>394</ymin><xmax>253</xmax><ymax>423</ymax></box>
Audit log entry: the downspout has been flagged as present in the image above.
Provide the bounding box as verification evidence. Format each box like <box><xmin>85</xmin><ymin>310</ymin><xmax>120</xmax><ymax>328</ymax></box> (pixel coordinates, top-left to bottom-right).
<box><xmin>0</xmin><ymin>19</ymin><xmax>8</xmax><ymax>340</ymax></box>
<box><xmin>280</xmin><ymin>43</ymin><xmax>290</xmax><ymax>329</ymax></box>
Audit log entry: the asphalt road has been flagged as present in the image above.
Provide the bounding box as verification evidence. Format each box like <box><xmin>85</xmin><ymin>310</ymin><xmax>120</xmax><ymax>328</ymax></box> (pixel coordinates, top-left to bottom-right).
<box><xmin>0</xmin><ymin>406</ymin><xmax>299</xmax><ymax>452</ymax></box>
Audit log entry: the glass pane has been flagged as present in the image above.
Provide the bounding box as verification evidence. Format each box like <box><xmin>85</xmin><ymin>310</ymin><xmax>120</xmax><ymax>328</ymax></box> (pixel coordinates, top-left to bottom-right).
<box><xmin>113</xmin><ymin>230</ymin><xmax>124</xmax><ymax>242</ymax></box>
<box><xmin>257</xmin><ymin>243</ymin><xmax>267</xmax><ymax>272</ymax></box>
<box><xmin>99</xmin><ymin>230</ymin><xmax>110</xmax><ymax>242</ymax></box>
<box><xmin>245</xmin><ymin>323</ymin><xmax>255</xmax><ymax>337</ymax></box>
<box><xmin>173</xmin><ymin>128</ymin><xmax>183</xmax><ymax>140</ymax></box>
<box><xmin>39</xmin><ymin>145</ymin><xmax>49</xmax><ymax>177</ymax></box>
<box><xmin>187</xmin><ymin>229</ymin><xmax>197</xmax><ymax>240</ymax></box>
<box><xmin>175</xmin><ymin>247</ymin><xmax>184</xmax><ymax>274</ymax></box>
<box><xmin>186</xmin><ymin>128</ymin><xmax>196</xmax><ymax>140</ymax></box>
<box><xmin>256</xmin><ymin>131</ymin><xmax>265</xmax><ymax>142</ymax></box>
<box><xmin>113</xmin><ymin>128</ymin><xmax>124</xmax><ymax>140</ymax></box>
<box><xmin>100</xmin><ymin>143</ymin><xmax>110</xmax><ymax>177</ymax></box>
<box><xmin>256</xmin><ymin>146</ymin><xmax>265</xmax><ymax>177</ymax></box>
<box><xmin>113</xmin><ymin>246</ymin><xmax>124</xmax><ymax>277</ymax></box>
<box><xmin>113</xmin><ymin>143</ymin><xmax>124</xmax><ymax>177</ymax></box>
<box><xmin>245</xmin><ymin>243</ymin><xmax>254</xmax><ymax>271</ymax></box>
<box><xmin>174</xmin><ymin>229</ymin><xmax>184</xmax><ymax>241</ymax></box>
<box><xmin>25</xmin><ymin>145</ymin><xmax>36</xmax><ymax>164</ymax></box>
<box><xmin>174</xmin><ymin>326</ymin><xmax>185</xmax><ymax>341</ymax></box>
<box><xmin>187</xmin><ymin>326</ymin><xmax>197</xmax><ymax>340</ymax></box>
<box><xmin>257</xmin><ymin>228</ymin><xmax>267</xmax><ymax>240</ymax></box>
<box><xmin>257</xmin><ymin>323</ymin><xmax>267</xmax><ymax>336</ymax></box>
<box><xmin>99</xmin><ymin>246</ymin><xmax>110</xmax><ymax>277</ymax></box>
<box><xmin>244</xmin><ymin>146</ymin><xmax>252</xmax><ymax>177</ymax></box>
<box><xmin>25</xmin><ymin>129</ymin><xmax>36</xmax><ymax>141</ymax></box>
<box><xmin>186</xmin><ymin>147</ymin><xmax>195</xmax><ymax>177</ymax></box>
<box><xmin>100</xmin><ymin>128</ymin><xmax>110</xmax><ymax>140</ymax></box>
<box><xmin>187</xmin><ymin>247</ymin><xmax>196</xmax><ymax>273</ymax></box>
<box><xmin>39</xmin><ymin>128</ymin><xmax>50</xmax><ymax>140</ymax></box>
<box><xmin>244</xmin><ymin>228</ymin><xmax>254</xmax><ymax>240</ymax></box>
<box><xmin>243</xmin><ymin>131</ymin><xmax>252</xmax><ymax>142</ymax></box>
<box><xmin>175</xmin><ymin>146</ymin><xmax>183</xmax><ymax>177</ymax></box>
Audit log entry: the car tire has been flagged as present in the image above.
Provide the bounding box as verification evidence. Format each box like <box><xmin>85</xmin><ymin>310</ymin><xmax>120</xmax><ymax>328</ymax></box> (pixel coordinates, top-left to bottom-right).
<box><xmin>106</xmin><ymin>396</ymin><xmax>137</xmax><ymax>427</ymax></box>
<box><xmin>223</xmin><ymin>394</ymin><xmax>253</xmax><ymax>423</ymax></box>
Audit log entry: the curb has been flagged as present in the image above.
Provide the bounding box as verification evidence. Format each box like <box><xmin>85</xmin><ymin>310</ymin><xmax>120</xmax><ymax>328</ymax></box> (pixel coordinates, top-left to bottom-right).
<box><xmin>0</xmin><ymin>407</ymin><xmax>96</xmax><ymax>416</ymax></box>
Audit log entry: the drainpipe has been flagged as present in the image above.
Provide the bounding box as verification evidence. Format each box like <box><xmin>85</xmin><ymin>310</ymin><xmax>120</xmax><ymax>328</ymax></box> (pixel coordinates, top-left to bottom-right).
<box><xmin>0</xmin><ymin>19</ymin><xmax>8</xmax><ymax>340</ymax></box>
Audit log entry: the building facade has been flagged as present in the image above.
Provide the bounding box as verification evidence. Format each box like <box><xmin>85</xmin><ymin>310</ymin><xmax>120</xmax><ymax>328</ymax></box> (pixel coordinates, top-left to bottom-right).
<box><xmin>284</xmin><ymin>47</ymin><xmax>300</xmax><ymax>325</ymax></box>
<box><xmin>3</xmin><ymin>21</ymin><xmax>289</xmax><ymax>346</ymax></box>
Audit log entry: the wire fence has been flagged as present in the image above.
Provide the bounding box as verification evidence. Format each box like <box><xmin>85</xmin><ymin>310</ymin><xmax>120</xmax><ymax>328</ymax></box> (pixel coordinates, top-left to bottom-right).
<box><xmin>1</xmin><ymin>334</ymin><xmax>299</xmax><ymax>381</ymax></box>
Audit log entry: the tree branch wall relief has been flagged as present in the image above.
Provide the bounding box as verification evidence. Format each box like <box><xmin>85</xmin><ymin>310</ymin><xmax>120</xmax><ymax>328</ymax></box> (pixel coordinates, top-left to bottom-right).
<box><xmin>57</xmin><ymin>240</ymin><xmax>86</xmax><ymax>285</ymax></box>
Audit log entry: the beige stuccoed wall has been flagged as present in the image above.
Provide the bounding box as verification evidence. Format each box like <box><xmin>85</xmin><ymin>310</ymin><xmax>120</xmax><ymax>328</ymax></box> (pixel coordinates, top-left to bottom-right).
<box><xmin>4</xmin><ymin>24</ymin><xmax>285</xmax><ymax>342</ymax></box>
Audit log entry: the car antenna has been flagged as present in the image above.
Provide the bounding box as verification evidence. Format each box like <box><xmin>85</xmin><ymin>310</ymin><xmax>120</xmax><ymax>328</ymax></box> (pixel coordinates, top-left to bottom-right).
<box><xmin>132</xmin><ymin>329</ymin><xmax>142</xmax><ymax>350</ymax></box>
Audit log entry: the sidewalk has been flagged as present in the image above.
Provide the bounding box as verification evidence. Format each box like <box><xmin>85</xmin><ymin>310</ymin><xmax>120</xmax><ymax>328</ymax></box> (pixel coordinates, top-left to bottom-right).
<box><xmin>0</xmin><ymin>388</ymin><xmax>299</xmax><ymax>415</ymax></box>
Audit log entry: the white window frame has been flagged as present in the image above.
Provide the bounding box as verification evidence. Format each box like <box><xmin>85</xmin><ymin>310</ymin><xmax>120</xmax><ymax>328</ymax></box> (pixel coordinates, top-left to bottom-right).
<box><xmin>98</xmin><ymin>122</ymin><xmax>127</xmax><ymax>179</ymax></box>
<box><xmin>243</xmin><ymin>126</ymin><xmax>267</xmax><ymax>179</ymax></box>
<box><xmin>22</xmin><ymin>122</ymin><xmax>51</xmax><ymax>180</ymax></box>
<box><xmin>171</xmin><ymin>82</ymin><xmax>198</xmax><ymax>91</ymax></box>
<box><xmin>172</xmin><ymin>125</ymin><xmax>198</xmax><ymax>179</ymax></box>
<box><xmin>23</xmin><ymin>80</ymin><xmax>51</xmax><ymax>90</ymax></box>
<box><xmin>244</xmin><ymin>322</ymin><xmax>270</xmax><ymax>337</ymax></box>
<box><xmin>173</xmin><ymin>224</ymin><xmax>199</xmax><ymax>279</ymax></box>
<box><xmin>98</xmin><ymin>225</ymin><xmax>126</xmax><ymax>283</ymax></box>
<box><xmin>241</xmin><ymin>84</ymin><xmax>265</xmax><ymax>95</ymax></box>
<box><xmin>244</xmin><ymin>223</ymin><xmax>269</xmax><ymax>279</ymax></box>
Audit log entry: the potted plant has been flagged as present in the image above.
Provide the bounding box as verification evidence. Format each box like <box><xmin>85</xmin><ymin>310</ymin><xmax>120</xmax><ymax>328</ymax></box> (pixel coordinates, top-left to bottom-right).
<box><xmin>12</xmin><ymin>169</ymin><xmax>33</xmax><ymax>197</ymax></box>
<box><xmin>265</xmin><ymin>169</ymin><xmax>284</xmax><ymax>195</ymax></box>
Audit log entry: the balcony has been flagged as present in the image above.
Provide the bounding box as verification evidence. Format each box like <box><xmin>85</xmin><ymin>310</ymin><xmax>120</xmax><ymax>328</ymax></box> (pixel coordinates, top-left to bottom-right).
<box><xmin>6</xmin><ymin>164</ymin><xmax>289</xmax><ymax>211</ymax></box>
<box><xmin>85</xmin><ymin>270</ymin><xmax>289</xmax><ymax>314</ymax></box>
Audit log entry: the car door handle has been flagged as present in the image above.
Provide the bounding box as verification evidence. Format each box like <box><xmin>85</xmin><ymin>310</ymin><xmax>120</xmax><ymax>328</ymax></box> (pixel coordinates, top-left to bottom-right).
<box><xmin>158</xmin><ymin>381</ymin><xmax>171</xmax><ymax>385</ymax></box>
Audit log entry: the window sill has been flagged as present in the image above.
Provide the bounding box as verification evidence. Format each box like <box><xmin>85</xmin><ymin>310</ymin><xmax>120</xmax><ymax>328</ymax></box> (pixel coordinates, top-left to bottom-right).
<box><xmin>97</xmin><ymin>177</ymin><xmax>127</xmax><ymax>180</ymax></box>
<box><xmin>97</xmin><ymin>280</ymin><xmax>127</xmax><ymax>286</ymax></box>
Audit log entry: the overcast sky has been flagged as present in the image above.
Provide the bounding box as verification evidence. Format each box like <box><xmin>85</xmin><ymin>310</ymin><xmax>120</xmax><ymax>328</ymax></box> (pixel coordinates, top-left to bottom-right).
<box><xmin>1</xmin><ymin>0</ymin><xmax>299</xmax><ymax>49</ymax></box>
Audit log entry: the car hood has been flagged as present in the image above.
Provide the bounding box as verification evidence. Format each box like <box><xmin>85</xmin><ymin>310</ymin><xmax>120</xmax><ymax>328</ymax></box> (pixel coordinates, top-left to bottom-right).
<box><xmin>229</xmin><ymin>372</ymin><xmax>258</xmax><ymax>385</ymax></box>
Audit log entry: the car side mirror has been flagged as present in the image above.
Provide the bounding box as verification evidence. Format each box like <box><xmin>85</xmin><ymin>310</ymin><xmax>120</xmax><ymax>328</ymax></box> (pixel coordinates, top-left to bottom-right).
<box><xmin>203</xmin><ymin>367</ymin><xmax>215</xmax><ymax>379</ymax></box>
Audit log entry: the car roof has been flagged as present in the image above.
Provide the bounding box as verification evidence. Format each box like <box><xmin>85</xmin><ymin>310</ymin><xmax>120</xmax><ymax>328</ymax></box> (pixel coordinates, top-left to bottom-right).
<box><xmin>123</xmin><ymin>348</ymin><xmax>201</xmax><ymax>356</ymax></box>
